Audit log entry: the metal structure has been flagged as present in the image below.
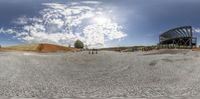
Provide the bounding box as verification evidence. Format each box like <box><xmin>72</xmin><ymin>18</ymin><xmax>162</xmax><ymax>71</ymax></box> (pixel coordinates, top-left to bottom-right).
<box><xmin>159</xmin><ymin>26</ymin><xmax>197</xmax><ymax>49</ymax></box>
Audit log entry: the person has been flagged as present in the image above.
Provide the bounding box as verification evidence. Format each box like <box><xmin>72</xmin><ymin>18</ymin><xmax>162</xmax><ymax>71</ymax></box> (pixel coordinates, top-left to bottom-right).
<box><xmin>96</xmin><ymin>49</ymin><xmax>98</xmax><ymax>54</ymax></box>
<box><xmin>88</xmin><ymin>49</ymin><xmax>98</xmax><ymax>54</ymax></box>
<box><xmin>92</xmin><ymin>49</ymin><xmax>94</xmax><ymax>54</ymax></box>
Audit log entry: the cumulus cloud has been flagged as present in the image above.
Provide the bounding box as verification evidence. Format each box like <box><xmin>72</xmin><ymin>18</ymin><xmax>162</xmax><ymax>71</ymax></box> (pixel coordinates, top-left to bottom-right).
<box><xmin>0</xmin><ymin>1</ymin><xmax>127</xmax><ymax>48</ymax></box>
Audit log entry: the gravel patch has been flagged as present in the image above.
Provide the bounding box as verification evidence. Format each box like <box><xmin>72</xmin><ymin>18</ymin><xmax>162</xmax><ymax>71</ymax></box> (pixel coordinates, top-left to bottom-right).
<box><xmin>144</xmin><ymin>49</ymin><xmax>190</xmax><ymax>55</ymax></box>
<box><xmin>0</xmin><ymin>51</ymin><xmax>199</xmax><ymax>98</ymax></box>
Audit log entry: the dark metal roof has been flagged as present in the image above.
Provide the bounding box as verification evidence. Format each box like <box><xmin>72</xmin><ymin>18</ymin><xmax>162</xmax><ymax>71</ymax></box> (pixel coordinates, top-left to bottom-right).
<box><xmin>159</xmin><ymin>26</ymin><xmax>192</xmax><ymax>43</ymax></box>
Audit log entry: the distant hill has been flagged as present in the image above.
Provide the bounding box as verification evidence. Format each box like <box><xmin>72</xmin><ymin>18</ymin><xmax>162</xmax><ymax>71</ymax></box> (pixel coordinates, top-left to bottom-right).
<box><xmin>0</xmin><ymin>43</ymin><xmax>78</xmax><ymax>53</ymax></box>
<box><xmin>99</xmin><ymin>46</ymin><xmax>146</xmax><ymax>51</ymax></box>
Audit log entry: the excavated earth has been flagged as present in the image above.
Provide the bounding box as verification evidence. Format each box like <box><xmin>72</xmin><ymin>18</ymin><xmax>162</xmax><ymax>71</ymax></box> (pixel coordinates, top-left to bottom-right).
<box><xmin>0</xmin><ymin>49</ymin><xmax>200</xmax><ymax>99</ymax></box>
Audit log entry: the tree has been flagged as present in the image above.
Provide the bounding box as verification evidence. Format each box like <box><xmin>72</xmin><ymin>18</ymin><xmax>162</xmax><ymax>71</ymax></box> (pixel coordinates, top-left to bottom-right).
<box><xmin>74</xmin><ymin>40</ymin><xmax>84</xmax><ymax>49</ymax></box>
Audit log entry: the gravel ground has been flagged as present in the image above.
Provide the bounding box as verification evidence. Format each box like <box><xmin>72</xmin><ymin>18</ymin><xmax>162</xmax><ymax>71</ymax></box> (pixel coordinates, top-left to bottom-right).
<box><xmin>0</xmin><ymin>50</ymin><xmax>200</xmax><ymax>98</ymax></box>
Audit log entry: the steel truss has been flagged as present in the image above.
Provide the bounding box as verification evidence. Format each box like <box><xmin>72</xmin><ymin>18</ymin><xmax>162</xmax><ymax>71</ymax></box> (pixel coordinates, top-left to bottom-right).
<box><xmin>159</xmin><ymin>26</ymin><xmax>197</xmax><ymax>49</ymax></box>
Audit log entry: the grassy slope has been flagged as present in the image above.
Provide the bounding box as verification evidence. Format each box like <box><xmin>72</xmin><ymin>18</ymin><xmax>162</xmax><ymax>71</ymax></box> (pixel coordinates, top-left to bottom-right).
<box><xmin>2</xmin><ymin>44</ymin><xmax>39</xmax><ymax>51</ymax></box>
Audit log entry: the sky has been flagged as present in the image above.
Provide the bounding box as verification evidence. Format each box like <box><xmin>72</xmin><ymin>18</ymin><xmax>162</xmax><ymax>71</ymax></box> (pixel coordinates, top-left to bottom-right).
<box><xmin>0</xmin><ymin>0</ymin><xmax>200</xmax><ymax>47</ymax></box>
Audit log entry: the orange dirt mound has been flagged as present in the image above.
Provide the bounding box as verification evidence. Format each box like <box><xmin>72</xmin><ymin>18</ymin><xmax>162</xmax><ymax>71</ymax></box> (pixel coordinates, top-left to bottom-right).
<box><xmin>0</xmin><ymin>43</ymin><xmax>78</xmax><ymax>53</ymax></box>
<box><xmin>192</xmin><ymin>48</ymin><xmax>200</xmax><ymax>52</ymax></box>
<box><xmin>37</xmin><ymin>44</ymin><xmax>78</xmax><ymax>53</ymax></box>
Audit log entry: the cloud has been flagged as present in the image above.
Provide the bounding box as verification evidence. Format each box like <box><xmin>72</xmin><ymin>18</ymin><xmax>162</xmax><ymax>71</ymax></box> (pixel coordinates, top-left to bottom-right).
<box><xmin>193</xmin><ymin>28</ymin><xmax>200</xmax><ymax>33</ymax></box>
<box><xmin>0</xmin><ymin>28</ymin><xmax>18</xmax><ymax>34</ymax></box>
<box><xmin>81</xmin><ymin>1</ymin><xmax>101</xmax><ymax>4</ymax></box>
<box><xmin>0</xmin><ymin>1</ymin><xmax>127</xmax><ymax>48</ymax></box>
<box><xmin>12</xmin><ymin>15</ymin><xmax>29</xmax><ymax>25</ymax></box>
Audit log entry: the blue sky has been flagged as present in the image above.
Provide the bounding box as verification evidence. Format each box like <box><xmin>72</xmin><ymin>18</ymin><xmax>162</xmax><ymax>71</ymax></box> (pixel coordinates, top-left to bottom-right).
<box><xmin>0</xmin><ymin>0</ymin><xmax>200</xmax><ymax>47</ymax></box>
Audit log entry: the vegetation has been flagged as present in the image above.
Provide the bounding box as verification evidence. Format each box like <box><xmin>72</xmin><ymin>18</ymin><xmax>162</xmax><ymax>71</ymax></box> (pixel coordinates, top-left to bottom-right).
<box><xmin>74</xmin><ymin>40</ymin><xmax>84</xmax><ymax>49</ymax></box>
<box><xmin>100</xmin><ymin>46</ymin><xmax>145</xmax><ymax>51</ymax></box>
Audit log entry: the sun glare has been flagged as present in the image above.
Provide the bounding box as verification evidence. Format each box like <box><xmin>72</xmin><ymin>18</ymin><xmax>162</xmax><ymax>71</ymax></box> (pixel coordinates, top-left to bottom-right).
<box><xmin>93</xmin><ymin>16</ymin><xmax>110</xmax><ymax>25</ymax></box>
